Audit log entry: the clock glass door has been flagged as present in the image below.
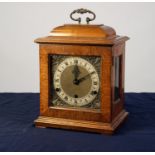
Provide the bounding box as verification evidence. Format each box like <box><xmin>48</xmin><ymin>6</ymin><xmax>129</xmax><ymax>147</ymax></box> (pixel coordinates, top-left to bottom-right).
<box><xmin>49</xmin><ymin>55</ymin><xmax>101</xmax><ymax>110</ymax></box>
<box><xmin>114</xmin><ymin>56</ymin><xmax>121</xmax><ymax>101</ymax></box>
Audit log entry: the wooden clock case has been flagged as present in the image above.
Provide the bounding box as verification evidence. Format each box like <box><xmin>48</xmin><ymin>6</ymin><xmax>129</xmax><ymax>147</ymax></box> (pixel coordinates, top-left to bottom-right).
<box><xmin>34</xmin><ymin>23</ymin><xmax>129</xmax><ymax>134</ymax></box>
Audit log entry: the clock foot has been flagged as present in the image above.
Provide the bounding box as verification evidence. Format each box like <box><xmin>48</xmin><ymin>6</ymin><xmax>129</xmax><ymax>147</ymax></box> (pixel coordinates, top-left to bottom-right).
<box><xmin>35</xmin><ymin>125</ymin><xmax>46</xmax><ymax>128</ymax></box>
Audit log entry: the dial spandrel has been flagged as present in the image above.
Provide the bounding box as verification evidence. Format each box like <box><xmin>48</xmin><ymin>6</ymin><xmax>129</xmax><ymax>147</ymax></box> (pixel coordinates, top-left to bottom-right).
<box><xmin>50</xmin><ymin>55</ymin><xmax>101</xmax><ymax>109</ymax></box>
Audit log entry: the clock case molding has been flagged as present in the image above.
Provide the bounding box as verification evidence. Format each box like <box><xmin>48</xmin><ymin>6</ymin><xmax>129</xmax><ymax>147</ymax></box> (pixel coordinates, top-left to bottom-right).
<box><xmin>34</xmin><ymin>23</ymin><xmax>129</xmax><ymax>134</ymax></box>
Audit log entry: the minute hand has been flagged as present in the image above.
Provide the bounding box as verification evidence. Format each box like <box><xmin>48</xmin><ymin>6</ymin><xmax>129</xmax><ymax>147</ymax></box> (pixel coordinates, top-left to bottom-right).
<box><xmin>78</xmin><ymin>71</ymin><xmax>95</xmax><ymax>83</ymax></box>
<box><xmin>72</xmin><ymin>65</ymin><xmax>80</xmax><ymax>80</ymax></box>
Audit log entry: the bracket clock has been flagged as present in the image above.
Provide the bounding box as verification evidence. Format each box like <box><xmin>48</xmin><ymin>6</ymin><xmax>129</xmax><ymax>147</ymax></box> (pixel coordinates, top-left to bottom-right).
<box><xmin>34</xmin><ymin>8</ymin><xmax>129</xmax><ymax>134</ymax></box>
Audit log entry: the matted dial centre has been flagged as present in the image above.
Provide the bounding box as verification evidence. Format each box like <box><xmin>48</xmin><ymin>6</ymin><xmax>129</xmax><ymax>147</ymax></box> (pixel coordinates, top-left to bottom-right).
<box><xmin>61</xmin><ymin>65</ymin><xmax>91</xmax><ymax>98</ymax></box>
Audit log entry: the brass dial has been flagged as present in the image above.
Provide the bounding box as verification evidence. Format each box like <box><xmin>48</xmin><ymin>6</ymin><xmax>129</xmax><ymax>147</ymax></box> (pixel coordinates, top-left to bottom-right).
<box><xmin>54</xmin><ymin>57</ymin><xmax>99</xmax><ymax>106</ymax></box>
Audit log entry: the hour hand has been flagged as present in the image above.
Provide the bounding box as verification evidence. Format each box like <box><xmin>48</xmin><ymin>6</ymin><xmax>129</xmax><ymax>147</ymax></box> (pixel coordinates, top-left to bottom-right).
<box><xmin>78</xmin><ymin>71</ymin><xmax>95</xmax><ymax>83</ymax></box>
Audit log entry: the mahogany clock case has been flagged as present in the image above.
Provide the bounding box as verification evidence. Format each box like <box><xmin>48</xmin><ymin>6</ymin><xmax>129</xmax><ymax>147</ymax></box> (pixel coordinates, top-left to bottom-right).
<box><xmin>34</xmin><ymin>9</ymin><xmax>129</xmax><ymax>134</ymax></box>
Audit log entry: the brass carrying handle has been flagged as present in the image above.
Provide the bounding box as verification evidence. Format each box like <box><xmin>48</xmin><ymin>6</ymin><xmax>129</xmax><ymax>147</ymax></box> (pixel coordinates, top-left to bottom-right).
<box><xmin>70</xmin><ymin>8</ymin><xmax>96</xmax><ymax>24</ymax></box>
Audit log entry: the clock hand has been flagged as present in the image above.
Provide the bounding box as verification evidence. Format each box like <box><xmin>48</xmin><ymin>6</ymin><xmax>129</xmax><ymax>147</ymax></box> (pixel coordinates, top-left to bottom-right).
<box><xmin>77</xmin><ymin>71</ymin><xmax>95</xmax><ymax>84</ymax></box>
<box><xmin>72</xmin><ymin>64</ymin><xmax>80</xmax><ymax>82</ymax></box>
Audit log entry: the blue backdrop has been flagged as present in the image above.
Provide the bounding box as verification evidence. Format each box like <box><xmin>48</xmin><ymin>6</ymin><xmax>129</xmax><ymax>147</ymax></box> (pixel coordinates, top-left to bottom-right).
<box><xmin>0</xmin><ymin>93</ymin><xmax>155</xmax><ymax>152</ymax></box>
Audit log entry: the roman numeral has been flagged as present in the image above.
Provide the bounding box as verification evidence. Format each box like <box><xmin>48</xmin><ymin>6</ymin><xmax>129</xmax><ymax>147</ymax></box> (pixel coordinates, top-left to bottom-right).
<box><xmin>93</xmin><ymin>81</ymin><xmax>97</xmax><ymax>85</ymax></box>
<box><xmin>64</xmin><ymin>96</ymin><xmax>68</xmax><ymax>100</ymax></box>
<box><xmin>65</xmin><ymin>62</ymin><xmax>68</xmax><ymax>65</ymax></box>
<box><xmin>55</xmin><ymin>79</ymin><xmax>59</xmax><ymax>82</ymax></box>
<box><xmin>74</xmin><ymin>60</ymin><xmax>78</xmax><ymax>64</ymax></box>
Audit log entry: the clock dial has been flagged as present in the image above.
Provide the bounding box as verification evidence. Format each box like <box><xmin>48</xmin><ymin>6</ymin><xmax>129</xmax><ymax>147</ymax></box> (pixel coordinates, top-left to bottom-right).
<box><xmin>53</xmin><ymin>57</ymin><xmax>99</xmax><ymax>106</ymax></box>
